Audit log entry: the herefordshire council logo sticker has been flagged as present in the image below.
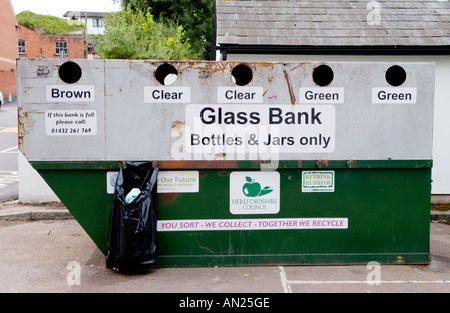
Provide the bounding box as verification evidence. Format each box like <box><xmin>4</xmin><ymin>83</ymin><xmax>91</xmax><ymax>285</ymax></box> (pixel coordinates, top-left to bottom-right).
<box><xmin>230</xmin><ymin>172</ymin><xmax>280</xmax><ymax>215</ymax></box>
<box><xmin>243</xmin><ymin>176</ymin><xmax>273</xmax><ymax>197</ymax></box>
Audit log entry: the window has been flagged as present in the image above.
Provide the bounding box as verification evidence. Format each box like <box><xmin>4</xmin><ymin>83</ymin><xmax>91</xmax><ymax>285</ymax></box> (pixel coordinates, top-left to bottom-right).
<box><xmin>55</xmin><ymin>41</ymin><xmax>68</xmax><ymax>56</ymax></box>
<box><xmin>92</xmin><ymin>19</ymin><xmax>103</xmax><ymax>27</ymax></box>
<box><xmin>18</xmin><ymin>40</ymin><xmax>26</xmax><ymax>54</ymax></box>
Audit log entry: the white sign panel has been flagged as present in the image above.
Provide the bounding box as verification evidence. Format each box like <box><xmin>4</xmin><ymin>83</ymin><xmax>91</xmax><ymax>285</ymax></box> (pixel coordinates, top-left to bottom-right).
<box><xmin>157</xmin><ymin>171</ymin><xmax>199</xmax><ymax>193</ymax></box>
<box><xmin>218</xmin><ymin>87</ymin><xmax>264</xmax><ymax>103</ymax></box>
<box><xmin>299</xmin><ymin>87</ymin><xmax>344</xmax><ymax>104</ymax></box>
<box><xmin>302</xmin><ymin>171</ymin><xmax>335</xmax><ymax>192</ymax></box>
<box><xmin>185</xmin><ymin>105</ymin><xmax>336</xmax><ymax>156</ymax></box>
<box><xmin>106</xmin><ymin>172</ymin><xmax>118</xmax><ymax>194</ymax></box>
<box><xmin>45</xmin><ymin>110</ymin><xmax>97</xmax><ymax>136</ymax></box>
<box><xmin>230</xmin><ymin>171</ymin><xmax>280</xmax><ymax>215</ymax></box>
<box><xmin>157</xmin><ymin>218</ymin><xmax>348</xmax><ymax>232</ymax></box>
<box><xmin>144</xmin><ymin>86</ymin><xmax>191</xmax><ymax>103</ymax></box>
<box><xmin>46</xmin><ymin>85</ymin><xmax>95</xmax><ymax>102</ymax></box>
<box><xmin>372</xmin><ymin>87</ymin><xmax>417</xmax><ymax>104</ymax></box>
<box><xmin>106</xmin><ymin>171</ymin><xmax>199</xmax><ymax>194</ymax></box>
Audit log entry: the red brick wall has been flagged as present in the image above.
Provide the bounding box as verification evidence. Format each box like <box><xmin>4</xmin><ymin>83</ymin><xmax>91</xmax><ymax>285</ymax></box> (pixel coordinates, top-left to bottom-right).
<box><xmin>0</xmin><ymin>0</ymin><xmax>18</xmax><ymax>96</ymax></box>
<box><xmin>18</xmin><ymin>25</ymin><xmax>85</xmax><ymax>59</ymax></box>
<box><xmin>0</xmin><ymin>69</ymin><xmax>16</xmax><ymax>98</ymax></box>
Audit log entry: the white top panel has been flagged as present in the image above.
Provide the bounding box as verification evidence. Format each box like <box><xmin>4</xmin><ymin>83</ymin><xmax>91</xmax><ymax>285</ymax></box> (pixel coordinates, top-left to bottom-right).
<box><xmin>17</xmin><ymin>59</ymin><xmax>435</xmax><ymax>161</ymax></box>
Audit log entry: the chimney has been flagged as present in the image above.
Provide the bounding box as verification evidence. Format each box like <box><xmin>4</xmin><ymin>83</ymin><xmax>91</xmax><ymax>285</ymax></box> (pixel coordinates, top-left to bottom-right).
<box><xmin>35</xmin><ymin>26</ymin><xmax>42</xmax><ymax>34</ymax></box>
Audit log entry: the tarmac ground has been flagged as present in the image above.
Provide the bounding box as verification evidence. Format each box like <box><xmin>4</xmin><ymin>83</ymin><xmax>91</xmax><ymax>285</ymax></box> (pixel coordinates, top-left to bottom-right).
<box><xmin>0</xmin><ymin>201</ymin><xmax>449</xmax><ymax>294</ymax></box>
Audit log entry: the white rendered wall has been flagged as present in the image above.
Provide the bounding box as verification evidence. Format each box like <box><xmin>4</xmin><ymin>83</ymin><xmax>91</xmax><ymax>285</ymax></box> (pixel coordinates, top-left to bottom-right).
<box><xmin>19</xmin><ymin>151</ymin><xmax>59</xmax><ymax>203</ymax></box>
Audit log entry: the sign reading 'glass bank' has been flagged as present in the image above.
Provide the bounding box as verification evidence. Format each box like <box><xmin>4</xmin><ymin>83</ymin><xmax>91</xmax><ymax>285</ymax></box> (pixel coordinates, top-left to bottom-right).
<box><xmin>185</xmin><ymin>104</ymin><xmax>336</xmax><ymax>156</ymax></box>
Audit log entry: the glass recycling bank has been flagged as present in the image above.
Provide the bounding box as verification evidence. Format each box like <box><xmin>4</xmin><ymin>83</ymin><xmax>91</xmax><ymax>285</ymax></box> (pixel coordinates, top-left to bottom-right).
<box><xmin>17</xmin><ymin>59</ymin><xmax>435</xmax><ymax>267</ymax></box>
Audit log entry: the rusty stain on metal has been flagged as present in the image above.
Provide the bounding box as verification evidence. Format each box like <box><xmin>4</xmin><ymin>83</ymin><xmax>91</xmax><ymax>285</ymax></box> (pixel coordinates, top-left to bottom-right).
<box><xmin>17</xmin><ymin>106</ymin><xmax>31</xmax><ymax>151</ymax></box>
<box><xmin>171</xmin><ymin>120</ymin><xmax>185</xmax><ymax>129</ymax></box>
<box><xmin>214</xmin><ymin>153</ymin><xmax>228</xmax><ymax>159</ymax></box>
<box><xmin>171</xmin><ymin>120</ymin><xmax>185</xmax><ymax>139</ymax></box>
<box><xmin>197</xmin><ymin>241</ymin><xmax>216</xmax><ymax>254</ymax></box>
<box><xmin>18</xmin><ymin>135</ymin><xmax>24</xmax><ymax>151</ymax></box>
<box><xmin>176</xmin><ymin>63</ymin><xmax>183</xmax><ymax>85</ymax></box>
<box><xmin>159</xmin><ymin>193</ymin><xmax>180</xmax><ymax>206</ymax></box>
<box><xmin>290</xmin><ymin>62</ymin><xmax>311</xmax><ymax>72</ymax></box>
<box><xmin>283</xmin><ymin>67</ymin><xmax>296</xmax><ymax>106</ymax></box>
<box><xmin>317</xmin><ymin>160</ymin><xmax>330</xmax><ymax>168</ymax></box>
<box><xmin>415</xmin><ymin>161</ymin><xmax>432</xmax><ymax>168</ymax></box>
<box><xmin>158</xmin><ymin>160</ymin><xmax>239</xmax><ymax>170</ymax></box>
<box><xmin>248</xmin><ymin>62</ymin><xmax>276</xmax><ymax>70</ymax></box>
<box><xmin>182</xmin><ymin>61</ymin><xmax>230</xmax><ymax>75</ymax></box>
<box><xmin>157</xmin><ymin>160</ymin><xmax>306</xmax><ymax>170</ymax></box>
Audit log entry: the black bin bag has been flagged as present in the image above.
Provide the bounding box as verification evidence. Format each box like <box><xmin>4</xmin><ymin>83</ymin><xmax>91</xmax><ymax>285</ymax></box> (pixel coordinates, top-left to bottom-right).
<box><xmin>106</xmin><ymin>161</ymin><xmax>159</xmax><ymax>271</ymax></box>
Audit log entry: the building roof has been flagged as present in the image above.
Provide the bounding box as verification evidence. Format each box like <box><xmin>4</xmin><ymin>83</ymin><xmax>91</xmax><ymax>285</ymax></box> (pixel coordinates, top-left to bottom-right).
<box><xmin>18</xmin><ymin>24</ymin><xmax>83</xmax><ymax>36</ymax></box>
<box><xmin>215</xmin><ymin>0</ymin><xmax>450</xmax><ymax>48</ymax></box>
<box><xmin>63</xmin><ymin>11</ymin><xmax>108</xmax><ymax>18</ymax></box>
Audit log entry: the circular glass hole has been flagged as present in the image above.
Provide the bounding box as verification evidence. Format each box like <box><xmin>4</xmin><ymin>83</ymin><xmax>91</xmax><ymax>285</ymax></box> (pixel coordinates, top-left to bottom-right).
<box><xmin>385</xmin><ymin>65</ymin><xmax>407</xmax><ymax>87</ymax></box>
<box><xmin>312</xmin><ymin>65</ymin><xmax>334</xmax><ymax>86</ymax></box>
<box><xmin>231</xmin><ymin>64</ymin><xmax>253</xmax><ymax>86</ymax></box>
<box><xmin>155</xmin><ymin>63</ymin><xmax>178</xmax><ymax>86</ymax></box>
<box><xmin>58</xmin><ymin>61</ymin><xmax>82</xmax><ymax>84</ymax></box>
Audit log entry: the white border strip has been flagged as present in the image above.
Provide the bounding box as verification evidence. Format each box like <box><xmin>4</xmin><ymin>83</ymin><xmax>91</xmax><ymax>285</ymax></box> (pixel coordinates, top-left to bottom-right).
<box><xmin>157</xmin><ymin>218</ymin><xmax>348</xmax><ymax>232</ymax></box>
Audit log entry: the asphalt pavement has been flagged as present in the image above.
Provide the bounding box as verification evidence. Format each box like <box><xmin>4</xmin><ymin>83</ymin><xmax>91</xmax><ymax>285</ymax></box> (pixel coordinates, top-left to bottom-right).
<box><xmin>0</xmin><ymin>201</ymin><xmax>449</xmax><ymax>294</ymax></box>
<box><xmin>0</xmin><ymin>98</ymin><xmax>18</xmax><ymax>202</ymax></box>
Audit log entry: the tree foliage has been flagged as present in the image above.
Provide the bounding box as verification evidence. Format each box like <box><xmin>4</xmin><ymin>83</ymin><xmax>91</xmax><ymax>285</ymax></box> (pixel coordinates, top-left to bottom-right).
<box><xmin>93</xmin><ymin>6</ymin><xmax>200</xmax><ymax>60</ymax></box>
<box><xmin>116</xmin><ymin>0</ymin><xmax>213</xmax><ymax>59</ymax></box>
<box><xmin>16</xmin><ymin>11</ymin><xmax>84</xmax><ymax>35</ymax></box>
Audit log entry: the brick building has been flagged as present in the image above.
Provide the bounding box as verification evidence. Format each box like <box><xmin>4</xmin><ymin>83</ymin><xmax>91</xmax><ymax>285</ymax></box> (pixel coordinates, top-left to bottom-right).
<box><xmin>18</xmin><ymin>25</ymin><xmax>85</xmax><ymax>60</ymax></box>
<box><xmin>0</xmin><ymin>0</ymin><xmax>18</xmax><ymax>97</ymax></box>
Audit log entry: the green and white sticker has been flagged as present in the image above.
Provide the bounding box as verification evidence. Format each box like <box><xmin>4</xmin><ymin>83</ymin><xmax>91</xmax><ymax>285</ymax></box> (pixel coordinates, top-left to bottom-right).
<box><xmin>230</xmin><ymin>171</ymin><xmax>280</xmax><ymax>215</ymax></box>
<box><xmin>302</xmin><ymin>171</ymin><xmax>335</xmax><ymax>193</ymax></box>
<box><xmin>106</xmin><ymin>171</ymin><xmax>199</xmax><ymax>194</ymax></box>
<box><xmin>157</xmin><ymin>171</ymin><xmax>199</xmax><ymax>193</ymax></box>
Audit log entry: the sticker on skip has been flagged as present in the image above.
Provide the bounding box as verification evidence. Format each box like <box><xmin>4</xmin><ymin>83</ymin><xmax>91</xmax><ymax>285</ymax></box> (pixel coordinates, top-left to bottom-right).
<box><xmin>230</xmin><ymin>171</ymin><xmax>280</xmax><ymax>215</ymax></box>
